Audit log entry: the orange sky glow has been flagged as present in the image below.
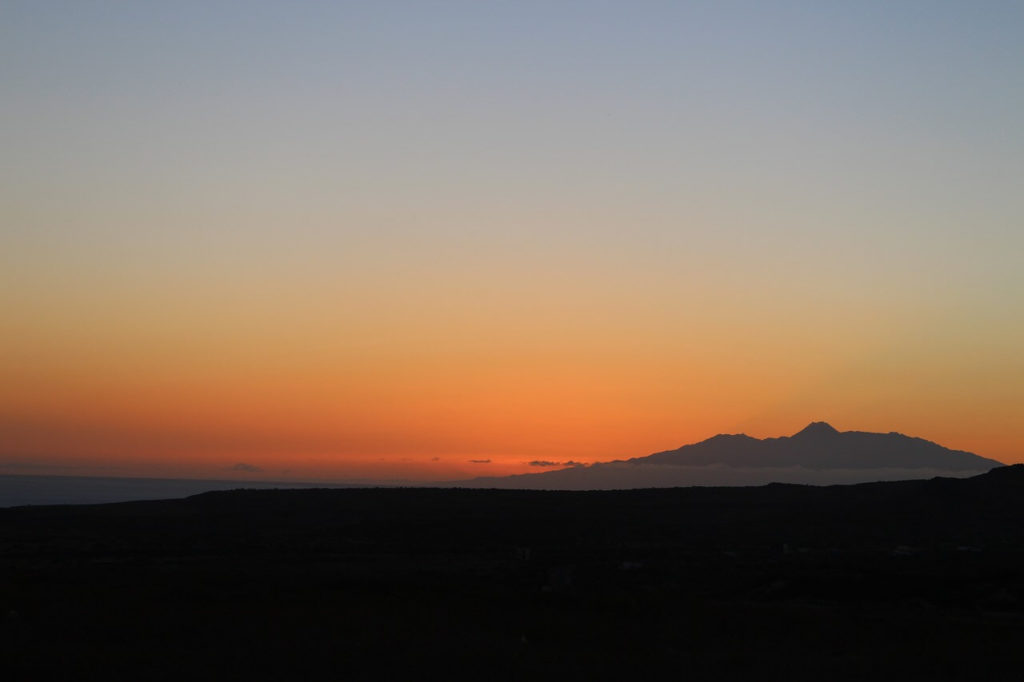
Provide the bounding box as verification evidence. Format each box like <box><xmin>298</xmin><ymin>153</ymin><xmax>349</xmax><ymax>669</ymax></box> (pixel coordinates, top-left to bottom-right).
<box><xmin>2</xmin><ymin>4</ymin><xmax>1022</xmax><ymax>481</ymax></box>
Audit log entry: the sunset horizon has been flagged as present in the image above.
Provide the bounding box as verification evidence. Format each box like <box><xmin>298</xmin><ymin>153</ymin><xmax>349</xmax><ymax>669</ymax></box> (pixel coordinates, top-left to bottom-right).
<box><xmin>4</xmin><ymin>5</ymin><xmax>1024</xmax><ymax>677</ymax></box>
<box><xmin>0</xmin><ymin>419</ymin><xmax>1009</xmax><ymax>485</ymax></box>
<box><xmin>4</xmin><ymin>3</ymin><xmax>1022</xmax><ymax>484</ymax></box>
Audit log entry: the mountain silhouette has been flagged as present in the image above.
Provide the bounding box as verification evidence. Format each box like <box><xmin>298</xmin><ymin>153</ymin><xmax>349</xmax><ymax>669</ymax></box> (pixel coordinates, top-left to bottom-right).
<box><xmin>639</xmin><ymin>421</ymin><xmax>1002</xmax><ymax>470</ymax></box>
<box><xmin>455</xmin><ymin>422</ymin><xmax>1005</xmax><ymax>490</ymax></box>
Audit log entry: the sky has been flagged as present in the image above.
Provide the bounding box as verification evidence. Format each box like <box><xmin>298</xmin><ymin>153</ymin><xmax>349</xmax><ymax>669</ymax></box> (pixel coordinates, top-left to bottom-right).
<box><xmin>2</xmin><ymin>1</ymin><xmax>1022</xmax><ymax>481</ymax></box>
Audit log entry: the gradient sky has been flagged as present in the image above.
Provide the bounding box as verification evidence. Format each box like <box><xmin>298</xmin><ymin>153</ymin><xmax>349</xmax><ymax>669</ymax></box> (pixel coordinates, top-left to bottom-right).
<box><xmin>2</xmin><ymin>2</ymin><xmax>1022</xmax><ymax>481</ymax></box>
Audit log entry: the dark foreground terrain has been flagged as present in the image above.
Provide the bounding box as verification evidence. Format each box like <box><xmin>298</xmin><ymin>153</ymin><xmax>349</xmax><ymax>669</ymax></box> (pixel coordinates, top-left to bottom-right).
<box><xmin>4</xmin><ymin>467</ymin><xmax>1024</xmax><ymax>680</ymax></box>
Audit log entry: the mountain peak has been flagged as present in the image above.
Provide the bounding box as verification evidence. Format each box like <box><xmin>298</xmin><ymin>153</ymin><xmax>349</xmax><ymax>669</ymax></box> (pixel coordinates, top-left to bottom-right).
<box><xmin>793</xmin><ymin>421</ymin><xmax>839</xmax><ymax>438</ymax></box>
<box><xmin>457</xmin><ymin>422</ymin><xmax>1005</xmax><ymax>489</ymax></box>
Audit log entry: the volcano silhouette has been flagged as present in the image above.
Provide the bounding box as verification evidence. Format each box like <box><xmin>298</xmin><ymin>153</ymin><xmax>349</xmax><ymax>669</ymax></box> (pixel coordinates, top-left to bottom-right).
<box><xmin>637</xmin><ymin>421</ymin><xmax>1002</xmax><ymax>470</ymax></box>
<box><xmin>455</xmin><ymin>422</ymin><xmax>1005</xmax><ymax>490</ymax></box>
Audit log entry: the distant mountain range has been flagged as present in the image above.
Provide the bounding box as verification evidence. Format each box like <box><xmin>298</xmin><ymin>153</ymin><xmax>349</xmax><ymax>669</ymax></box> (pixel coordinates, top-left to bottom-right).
<box><xmin>454</xmin><ymin>422</ymin><xmax>1005</xmax><ymax>490</ymax></box>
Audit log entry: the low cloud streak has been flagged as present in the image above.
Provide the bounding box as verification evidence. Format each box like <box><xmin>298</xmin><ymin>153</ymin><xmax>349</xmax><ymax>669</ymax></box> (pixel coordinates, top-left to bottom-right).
<box><xmin>529</xmin><ymin>460</ymin><xmax>584</xmax><ymax>468</ymax></box>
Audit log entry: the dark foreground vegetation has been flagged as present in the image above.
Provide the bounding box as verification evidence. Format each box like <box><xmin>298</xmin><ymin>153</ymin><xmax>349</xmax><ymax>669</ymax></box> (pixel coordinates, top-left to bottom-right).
<box><xmin>4</xmin><ymin>466</ymin><xmax>1024</xmax><ymax>680</ymax></box>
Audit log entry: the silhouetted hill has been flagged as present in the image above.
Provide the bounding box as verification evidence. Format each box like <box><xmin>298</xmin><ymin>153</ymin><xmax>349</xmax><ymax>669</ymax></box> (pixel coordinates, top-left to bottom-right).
<box><xmin>457</xmin><ymin>422</ymin><xmax>1004</xmax><ymax>489</ymax></box>
<box><xmin>4</xmin><ymin>468</ymin><xmax>1024</xmax><ymax>680</ymax></box>
<box><xmin>5</xmin><ymin>464</ymin><xmax>1022</xmax><ymax>552</ymax></box>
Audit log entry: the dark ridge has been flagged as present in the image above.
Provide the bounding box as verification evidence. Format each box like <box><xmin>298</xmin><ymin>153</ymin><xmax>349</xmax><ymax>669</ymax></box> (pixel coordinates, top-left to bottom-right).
<box><xmin>4</xmin><ymin>466</ymin><xmax>1024</xmax><ymax>552</ymax></box>
<box><xmin>4</xmin><ymin>467</ymin><xmax>1024</xmax><ymax>679</ymax></box>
